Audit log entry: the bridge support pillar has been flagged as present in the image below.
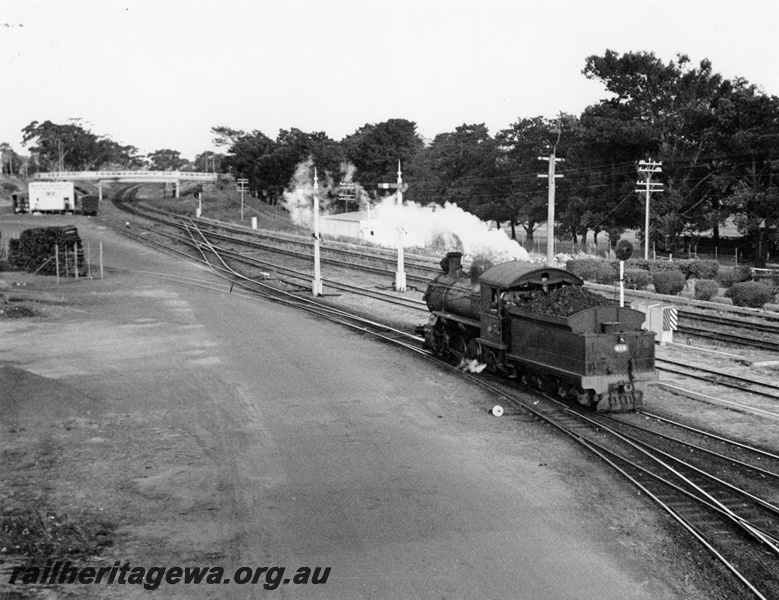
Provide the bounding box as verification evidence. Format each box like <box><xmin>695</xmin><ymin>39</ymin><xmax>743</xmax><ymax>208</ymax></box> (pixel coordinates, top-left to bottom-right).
<box><xmin>175</xmin><ymin>181</ymin><xmax>180</xmax><ymax>198</ymax></box>
<box><xmin>98</xmin><ymin>181</ymin><xmax>103</xmax><ymax>201</ymax></box>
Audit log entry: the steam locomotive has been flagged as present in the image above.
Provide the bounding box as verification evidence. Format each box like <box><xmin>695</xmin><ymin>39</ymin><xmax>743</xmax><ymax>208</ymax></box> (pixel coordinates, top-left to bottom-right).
<box><xmin>422</xmin><ymin>252</ymin><xmax>657</xmax><ymax>412</ymax></box>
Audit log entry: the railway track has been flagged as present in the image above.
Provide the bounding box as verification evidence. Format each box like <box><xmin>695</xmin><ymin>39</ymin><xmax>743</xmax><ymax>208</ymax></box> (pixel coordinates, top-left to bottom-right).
<box><xmin>116</xmin><ymin>197</ymin><xmax>779</xmax><ymax>357</ymax></box>
<box><xmin>490</xmin><ymin>385</ymin><xmax>779</xmax><ymax>600</ymax></box>
<box><xmin>115</xmin><ymin>197</ymin><xmax>440</xmax><ymax>287</ymax></box>
<box><xmin>680</xmin><ymin>307</ymin><xmax>779</xmax><ymax>331</ymax></box>
<box><xmin>676</xmin><ymin>324</ymin><xmax>779</xmax><ymax>353</ymax></box>
<box><xmin>656</xmin><ymin>357</ymin><xmax>779</xmax><ymax>401</ymax></box>
<box><xmin>110</xmin><ymin>205</ymin><xmax>779</xmax><ymax>599</ymax></box>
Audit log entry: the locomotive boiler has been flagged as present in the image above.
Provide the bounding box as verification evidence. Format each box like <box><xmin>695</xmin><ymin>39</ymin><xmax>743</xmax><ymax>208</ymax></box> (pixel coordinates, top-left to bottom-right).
<box><xmin>422</xmin><ymin>252</ymin><xmax>657</xmax><ymax>412</ymax></box>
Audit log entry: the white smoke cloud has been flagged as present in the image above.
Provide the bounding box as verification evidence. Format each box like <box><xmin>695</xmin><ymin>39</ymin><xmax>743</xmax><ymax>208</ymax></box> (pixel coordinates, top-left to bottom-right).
<box><xmin>281</xmin><ymin>158</ymin><xmax>316</xmax><ymax>227</ymax></box>
<box><xmin>457</xmin><ymin>358</ymin><xmax>487</xmax><ymax>373</ymax></box>
<box><xmin>370</xmin><ymin>195</ymin><xmax>530</xmax><ymax>263</ymax></box>
<box><xmin>281</xmin><ymin>159</ymin><xmax>530</xmax><ymax>264</ymax></box>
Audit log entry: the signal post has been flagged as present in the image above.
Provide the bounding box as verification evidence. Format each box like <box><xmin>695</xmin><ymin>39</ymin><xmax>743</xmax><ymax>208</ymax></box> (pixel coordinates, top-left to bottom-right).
<box><xmin>377</xmin><ymin>161</ymin><xmax>408</xmax><ymax>292</ymax></box>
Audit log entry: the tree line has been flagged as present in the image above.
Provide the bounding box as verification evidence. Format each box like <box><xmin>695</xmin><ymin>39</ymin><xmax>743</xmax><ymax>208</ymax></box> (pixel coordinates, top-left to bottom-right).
<box><xmin>7</xmin><ymin>50</ymin><xmax>779</xmax><ymax>264</ymax></box>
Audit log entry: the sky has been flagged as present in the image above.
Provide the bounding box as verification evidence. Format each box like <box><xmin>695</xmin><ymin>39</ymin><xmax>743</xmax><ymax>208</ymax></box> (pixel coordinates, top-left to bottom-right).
<box><xmin>1</xmin><ymin>0</ymin><xmax>777</xmax><ymax>161</ymax></box>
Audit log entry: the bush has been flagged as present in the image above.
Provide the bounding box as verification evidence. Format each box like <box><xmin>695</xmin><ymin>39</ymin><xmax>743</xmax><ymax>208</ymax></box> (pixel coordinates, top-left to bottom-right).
<box><xmin>694</xmin><ymin>279</ymin><xmax>720</xmax><ymax>301</ymax></box>
<box><xmin>565</xmin><ymin>259</ymin><xmax>603</xmax><ymax>281</ymax></box>
<box><xmin>626</xmin><ymin>259</ymin><xmax>651</xmax><ymax>272</ymax></box>
<box><xmin>734</xmin><ymin>265</ymin><xmax>753</xmax><ymax>283</ymax></box>
<box><xmin>716</xmin><ymin>267</ymin><xmax>736</xmax><ymax>288</ymax></box>
<box><xmin>648</xmin><ymin>260</ymin><xmax>683</xmax><ymax>274</ymax></box>
<box><xmin>624</xmin><ymin>269</ymin><xmax>652</xmax><ymax>290</ymax></box>
<box><xmin>593</xmin><ymin>261</ymin><xmax>618</xmax><ymax>284</ymax></box>
<box><xmin>652</xmin><ymin>270</ymin><xmax>686</xmax><ymax>295</ymax></box>
<box><xmin>680</xmin><ymin>260</ymin><xmax>720</xmax><ymax>280</ymax></box>
<box><xmin>725</xmin><ymin>281</ymin><xmax>773</xmax><ymax>308</ymax></box>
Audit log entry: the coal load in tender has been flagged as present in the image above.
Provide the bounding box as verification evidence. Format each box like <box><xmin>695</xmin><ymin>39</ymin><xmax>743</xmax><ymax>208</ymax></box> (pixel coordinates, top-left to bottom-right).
<box><xmin>517</xmin><ymin>285</ymin><xmax>611</xmax><ymax>317</ymax></box>
<box><xmin>9</xmin><ymin>226</ymin><xmax>83</xmax><ymax>275</ymax></box>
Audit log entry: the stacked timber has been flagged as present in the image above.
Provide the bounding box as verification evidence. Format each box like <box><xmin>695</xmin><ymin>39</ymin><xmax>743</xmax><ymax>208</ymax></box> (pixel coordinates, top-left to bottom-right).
<box><xmin>9</xmin><ymin>226</ymin><xmax>84</xmax><ymax>275</ymax></box>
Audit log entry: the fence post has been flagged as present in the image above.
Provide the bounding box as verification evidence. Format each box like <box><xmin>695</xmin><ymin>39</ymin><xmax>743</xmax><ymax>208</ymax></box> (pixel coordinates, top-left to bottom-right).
<box><xmin>74</xmin><ymin>243</ymin><xmax>79</xmax><ymax>281</ymax></box>
<box><xmin>87</xmin><ymin>240</ymin><xmax>92</xmax><ymax>278</ymax></box>
<box><xmin>55</xmin><ymin>244</ymin><xmax>60</xmax><ymax>285</ymax></box>
<box><xmin>99</xmin><ymin>241</ymin><xmax>104</xmax><ymax>279</ymax></box>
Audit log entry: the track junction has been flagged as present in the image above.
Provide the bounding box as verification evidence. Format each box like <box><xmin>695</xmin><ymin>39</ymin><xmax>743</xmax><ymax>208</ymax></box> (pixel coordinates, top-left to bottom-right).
<box><xmin>105</xmin><ymin>191</ymin><xmax>779</xmax><ymax>599</ymax></box>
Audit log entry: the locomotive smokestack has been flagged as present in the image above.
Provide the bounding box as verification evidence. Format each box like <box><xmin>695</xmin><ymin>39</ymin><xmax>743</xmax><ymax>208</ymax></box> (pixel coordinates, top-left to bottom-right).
<box><xmin>440</xmin><ymin>251</ymin><xmax>463</xmax><ymax>274</ymax></box>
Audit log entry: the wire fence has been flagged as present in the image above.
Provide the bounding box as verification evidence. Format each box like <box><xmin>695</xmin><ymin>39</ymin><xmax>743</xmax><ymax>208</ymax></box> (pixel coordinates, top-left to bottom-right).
<box><xmin>0</xmin><ymin>229</ymin><xmax>105</xmax><ymax>284</ymax></box>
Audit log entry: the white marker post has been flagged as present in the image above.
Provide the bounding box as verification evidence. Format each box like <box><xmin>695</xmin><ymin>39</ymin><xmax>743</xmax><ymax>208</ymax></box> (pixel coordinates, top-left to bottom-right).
<box><xmin>312</xmin><ymin>167</ymin><xmax>323</xmax><ymax>296</ymax></box>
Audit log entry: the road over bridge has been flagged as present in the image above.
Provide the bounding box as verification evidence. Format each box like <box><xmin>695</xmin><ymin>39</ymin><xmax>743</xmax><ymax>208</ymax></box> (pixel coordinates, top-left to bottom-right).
<box><xmin>35</xmin><ymin>171</ymin><xmax>217</xmax><ymax>199</ymax></box>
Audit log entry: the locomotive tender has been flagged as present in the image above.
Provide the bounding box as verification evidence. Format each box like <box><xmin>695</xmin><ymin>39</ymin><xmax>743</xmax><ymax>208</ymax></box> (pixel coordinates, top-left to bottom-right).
<box><xmin>422</xmin><ymin>252</ymin><xmax>657</xmax><ymax>412</ymax></box>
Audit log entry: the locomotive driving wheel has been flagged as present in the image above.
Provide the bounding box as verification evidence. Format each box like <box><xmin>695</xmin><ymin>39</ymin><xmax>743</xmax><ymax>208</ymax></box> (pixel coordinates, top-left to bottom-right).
<box><xmin>449</xmin><ymin>335</ymin><xmax>467</xmax><ymax>359</ymax></box>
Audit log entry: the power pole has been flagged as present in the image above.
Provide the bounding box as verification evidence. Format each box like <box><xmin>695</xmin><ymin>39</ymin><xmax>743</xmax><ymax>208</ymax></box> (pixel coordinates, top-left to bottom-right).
<box><xmin>537</xmin><ymin>128</ymin><xmax>563</xmax><ymax>265</ymax></box>
<box><xmin>237</xmin><ymin>178</ymin><xmax>249</xmax><ymax>221</ymax></box>
<box><xmin>636</xmin><ymin>160</ymin><xmax>663</xmax><ymax>260</ymax></box>
<box><xmin>377</xmin><ymin>161</ymin><xmax>409</xmax><ymax>292</ymax></box>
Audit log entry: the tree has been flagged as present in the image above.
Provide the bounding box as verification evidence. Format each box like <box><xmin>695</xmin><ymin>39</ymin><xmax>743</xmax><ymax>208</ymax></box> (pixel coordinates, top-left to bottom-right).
<box><xmin>21</xmin><ymin>120</ymin><xmax>141</xmax><ymax>171</ymax></box>
<box><xmin>712</xmin><ymin>80</ymin><xmax>779</xmax><ymax>265</ymax></box>
<box><xmin>0</xmin><ymin>142</ymin><xmax>25</xmax><ymax>176</ymax></box>
<box><xmin>577</xmin><ymin>50</ymin><xmax>753</xmax><ymax>253</ymax></box>
<box><xmin>495</xmin><ymin>116</ymin><xmax>571</xmax><ymax>241</ymax></box>
<box><xmin>420</xmin><ymin>123</ymin><xmax>504</xmax><ymax>213</ymax></box>
<box><xmin>147</xmin><ymin>149</ymin><xmax>188</xmax><ymax>171</ymax></box>
<box><xmin>342</xmin><ymin>119</ymin><xmax>424</xmax><ymax>193</ymax></box>
<box><xmin>194</xmin><ymin>151</ymin><xmax>225</xmax><ymax>174</ymax></box>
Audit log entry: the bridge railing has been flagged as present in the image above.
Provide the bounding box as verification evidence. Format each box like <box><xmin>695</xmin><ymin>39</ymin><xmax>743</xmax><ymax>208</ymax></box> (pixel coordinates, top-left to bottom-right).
<box><xmin>35</xmin><ymin>171</ymin><xmax>217</xmax><ymax>180</ymax></box>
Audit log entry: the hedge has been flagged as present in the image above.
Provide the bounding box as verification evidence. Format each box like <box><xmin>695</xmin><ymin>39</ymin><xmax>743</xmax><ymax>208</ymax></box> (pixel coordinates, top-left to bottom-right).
<box><xmin>717</xmin><ymin>265</ymin><xmax>753</xmax><ymax>288</ymax></box>
<box><xmin>593</xmin><ymin>261</ymin><xmax>618</xmax><ymax>284</ymax></box>
<box><xmin>568</xmin><ymin>257</ymin><xmax>720</xmax><ymax>286</ymax></box>
<box><xmin>624</xmin><ymin>269</ymin><xmax>652</xmax><ymax>290</ymax></box>
<box><xmin>679</xmin><ymin>260</ymin><xmax>720</xmax><ymax>280</ymax></box>
<box><xmin>725</xmin><ymin>281</ymin><xmax>773</xmax><ymax>308</ymax></box>
<box><xmin>652</xmin><ymin>270</ymin><xmax>686</xmax><ymax>295</ymax></box>
<box><xmin>565</xmin><ymin>259</ymin><xmax>603</xmax><ymax>281</ymax></box>
<box><xmin>693</xmin><ymin>279</ymin><xmax>720</xmax><ymax>301</ymax></box>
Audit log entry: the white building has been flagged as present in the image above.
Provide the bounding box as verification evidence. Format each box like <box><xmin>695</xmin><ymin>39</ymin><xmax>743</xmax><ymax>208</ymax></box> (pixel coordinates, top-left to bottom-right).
<box><xmin>320</xmin><ymin>210</ymin><xmax>427</xmax><ymax>248</ymax></box>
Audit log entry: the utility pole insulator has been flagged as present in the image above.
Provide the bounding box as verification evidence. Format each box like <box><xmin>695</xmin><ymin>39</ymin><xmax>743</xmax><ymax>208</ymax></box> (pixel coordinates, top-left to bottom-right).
<box><xmin>538</xmin><ymin>155</ymin><xmax>564</xmax><ymax>266</ymax></box>
<box><xmin>636</xmin><ymin>160</ymin><xmax>664</xmax><ymax>260</ymax></box>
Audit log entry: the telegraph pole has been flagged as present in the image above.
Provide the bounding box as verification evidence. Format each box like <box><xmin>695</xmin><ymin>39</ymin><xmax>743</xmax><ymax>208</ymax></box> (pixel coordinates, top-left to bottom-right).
<box><xmin>377</xmin><ymin>161</ymin><xmax>408</xmax><ymax>292</ymax></box>
<box><xmin>237</xmin><ymin>178</ymin><xmax>249</xmax><ymax>221</ymax></box>
<box><xmin>537</xmin><ymin>124</ymin><xmax>563</xmax><ymax>265</ymax></box>
<box><xmin>636</xmin><ymin>160</ymin><xmax>663</xmax><ymax>260</ymax></box>
<box><xmin>312</xmin><ymin>167</ymin><xmax>323</xmax><ymax>296</ymax></box>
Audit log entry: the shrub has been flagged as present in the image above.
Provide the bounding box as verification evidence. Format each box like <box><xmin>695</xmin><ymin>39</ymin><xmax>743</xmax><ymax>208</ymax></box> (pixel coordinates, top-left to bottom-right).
<box><xmin>648</xmin><ymin>260</ymin><xmax>683</xmax><ymax>274</ymax></box>
<box><xmin>725</xmin><ymin>281</ymin><xmax>773</xmax><ymax>308</ymax></box>
<box><xmin>624</xmin><ymin>269</ymin><xmax>652</xmax><ymax>290</ymax></box>
<box><xmin>716</xmin><ymin>267</ymin><xmax>736</xmax><ymax>288</ymax></box>
<box><xmin>733</xmin><ymin>265</ymin><xmax>753</xmax><ymax>283</ymax></box>
<box><xmin>694</xmin><ymin>279</ymin><xmax>720</xmax><ymax>301</ymax></box>
<box><xmin>652</xmin><ymin>270</ymin><xmax>686</xmax><ymax>295</ymax></box>
<box><xmin>626</xmin><ymin>259</ymin><xmax>651</xmax><ymax>272</ymax></box>
<box><xmin>680</xmin><ymin>260</ymin><xmax>720</xmax><ymax>280</ymax></box>
<box><xmin>593</xmin><ymin>261</ymin><xmax>618</xmax><ymax>284</ymax></box>
<box><xmin>565</xmin><ymin>259</ymin><xmax>602</xmax><ymax>281</ymax></box>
